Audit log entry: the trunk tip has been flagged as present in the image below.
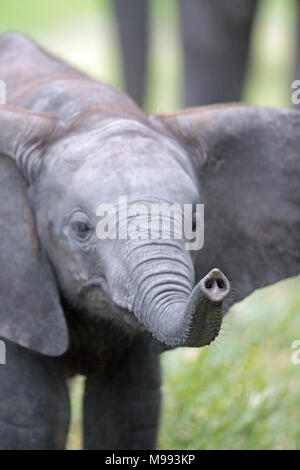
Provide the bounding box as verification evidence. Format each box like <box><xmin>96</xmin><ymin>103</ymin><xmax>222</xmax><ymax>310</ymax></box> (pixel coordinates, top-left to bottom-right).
<box><xmin>199</xmin><ymin>268</ymin><xmax>230</xmax><ymax>303</ymax></box>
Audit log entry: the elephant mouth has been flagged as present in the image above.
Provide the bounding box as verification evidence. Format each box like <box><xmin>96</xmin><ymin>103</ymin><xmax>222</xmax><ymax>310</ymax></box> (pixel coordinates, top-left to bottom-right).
<box><xmin>78</xmin><ymin>277</ymin><xmax>145</xmax><ymax>331</ymax></box>
<box><xmin>81</xmin><ymin>276</ymin><xmax>108</xmax><ymax>294</ymax></box>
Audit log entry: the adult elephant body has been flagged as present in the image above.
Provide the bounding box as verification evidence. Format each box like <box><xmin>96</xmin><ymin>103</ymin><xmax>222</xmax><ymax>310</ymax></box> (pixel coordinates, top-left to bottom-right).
<box><xmin>0</xmin><ymin>33</ymin><xmax>299</xmax><ymax>449</ymax></box>
<box><xmin>114</xmin><ymin>0</ymin><xmax>257</xmax><ymax>107</ymax></box>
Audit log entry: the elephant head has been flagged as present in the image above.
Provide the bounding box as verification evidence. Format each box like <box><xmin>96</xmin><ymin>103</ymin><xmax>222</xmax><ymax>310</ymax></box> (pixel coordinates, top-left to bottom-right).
<box><xmin>0</xmin><ymin>39</ymin><xmax>299</xmax><ymax>356</ymax></box>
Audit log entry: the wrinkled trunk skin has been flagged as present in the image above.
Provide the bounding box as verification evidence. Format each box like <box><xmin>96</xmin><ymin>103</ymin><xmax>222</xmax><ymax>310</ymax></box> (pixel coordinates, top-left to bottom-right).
<box><xmin>105</xmin><ymin>240</ymin><xmax>230</xmax><ymax>348</ymax></box>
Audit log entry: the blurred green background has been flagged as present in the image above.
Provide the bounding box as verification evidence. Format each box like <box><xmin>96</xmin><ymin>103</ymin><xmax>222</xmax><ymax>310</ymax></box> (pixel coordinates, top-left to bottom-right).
<box><xmin>1</xmin><ymin>0</ymin><xmax>299</xmax><ymax>450</ymax></box>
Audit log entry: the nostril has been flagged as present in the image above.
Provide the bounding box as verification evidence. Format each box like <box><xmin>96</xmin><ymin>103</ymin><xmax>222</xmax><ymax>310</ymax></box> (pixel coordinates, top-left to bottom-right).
<box><xmin>205</xmin><ymin>279</ymin><xmax>214</xmax><ymax>289</ymax></box>
<box><xmin>216</xmin><ymin>279</ymin><xmax>226</xmax><ymax>289</ymax></box>
<box><xmin>200</xmin><ymin>268</ymin><xmax>230</xmax><ymax>303</ymax></box>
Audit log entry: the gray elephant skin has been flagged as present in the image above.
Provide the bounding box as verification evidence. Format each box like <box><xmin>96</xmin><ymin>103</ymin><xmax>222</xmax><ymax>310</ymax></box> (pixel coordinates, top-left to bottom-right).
<box><xmin>0</xmin><ymin>33</ymin><xmax>299</xmax><ymax>450</ymax></box>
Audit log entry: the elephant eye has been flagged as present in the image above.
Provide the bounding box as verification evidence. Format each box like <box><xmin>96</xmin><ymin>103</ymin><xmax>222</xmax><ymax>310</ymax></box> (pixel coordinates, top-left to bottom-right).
<box><xmin>70</xmin><ymin>220</ymin><xmax>92</xmax><ymax>241</ymax></box>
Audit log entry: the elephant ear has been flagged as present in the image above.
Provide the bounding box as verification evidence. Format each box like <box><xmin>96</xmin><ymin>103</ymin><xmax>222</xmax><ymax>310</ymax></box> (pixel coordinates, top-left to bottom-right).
<box><xmin>0</xmin><ymin>105</ymin><xmax>68</xmax><ymax>355</ymax></box>
<box><xmin>152</xmin><ymin>105</ymin><xmax>300</xmax><ymax>309</ymax></box>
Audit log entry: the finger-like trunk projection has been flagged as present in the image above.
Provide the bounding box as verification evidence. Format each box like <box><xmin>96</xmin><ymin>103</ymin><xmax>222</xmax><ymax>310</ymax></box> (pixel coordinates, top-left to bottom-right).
<box><xmin>0</xmin><ymin>33</ymin><xmax>299</xmax><ymax>450</ymax></box>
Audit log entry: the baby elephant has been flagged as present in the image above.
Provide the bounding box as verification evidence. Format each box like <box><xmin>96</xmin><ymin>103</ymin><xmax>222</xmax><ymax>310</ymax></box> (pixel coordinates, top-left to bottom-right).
<box><xmin>0</xmin><ymin>33</ymin><xmax>299</xmax><ymax>450</ymax></box>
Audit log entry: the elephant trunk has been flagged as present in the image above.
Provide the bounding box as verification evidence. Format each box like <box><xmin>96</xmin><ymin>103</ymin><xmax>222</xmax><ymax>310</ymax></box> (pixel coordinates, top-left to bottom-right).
<box><xmin>110</xmin><ymin>241</ymin><xmax>230</xmax><ymax>348</ymax></box>
<box><xmin>134</xmin><ymin>266</ymin><xmax>230</xmax><ymax>348</ymax></box>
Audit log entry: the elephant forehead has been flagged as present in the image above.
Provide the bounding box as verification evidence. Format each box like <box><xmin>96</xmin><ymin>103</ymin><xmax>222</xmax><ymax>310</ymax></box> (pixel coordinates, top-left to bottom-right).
<box><xmin>84</xmin><ymin>132</ymin><xmax>188</xmax><ymax>168</ymax></box>
<box><xmin>46</xmin><ymin>119</ymin><xmax>199</xmax><ymax>204</ymax></box>
<box><xmin>50</xmin><ymin>117</ymin><xmax>194</xmax><ymax>173</ymax></box>
<box><xmin>71</xmin><ymin>148</ymin><xmax>199</xmax><ymax>205</ymax></box>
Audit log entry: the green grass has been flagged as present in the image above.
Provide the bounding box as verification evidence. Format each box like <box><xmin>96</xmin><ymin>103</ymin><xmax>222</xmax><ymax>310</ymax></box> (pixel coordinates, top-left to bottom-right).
<box><xmin>1</xmin><ymin>0</ymin><xmax>299</xmax><ymax>450</ymax></box>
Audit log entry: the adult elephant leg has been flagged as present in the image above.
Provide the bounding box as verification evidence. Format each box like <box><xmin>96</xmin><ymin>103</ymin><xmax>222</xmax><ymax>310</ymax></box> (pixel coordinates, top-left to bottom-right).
<box><xmin>83</xmin><ymin>338</ymin><xmax>161</xmax><ymax>450</ymax></box>
<box><xmin>179</xmin><ymin>0</ymin><xmax>257</xmax><ymax>106</ymax></box>
<box><xmin>0</xmin><ymin>341</ymin><xmax>70</xmax><ymax>449</ymax></box>
<box><xmin>114</xmin><ymin>0</ymin><xmax>149</xmax><ymax>108</ymax></box>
